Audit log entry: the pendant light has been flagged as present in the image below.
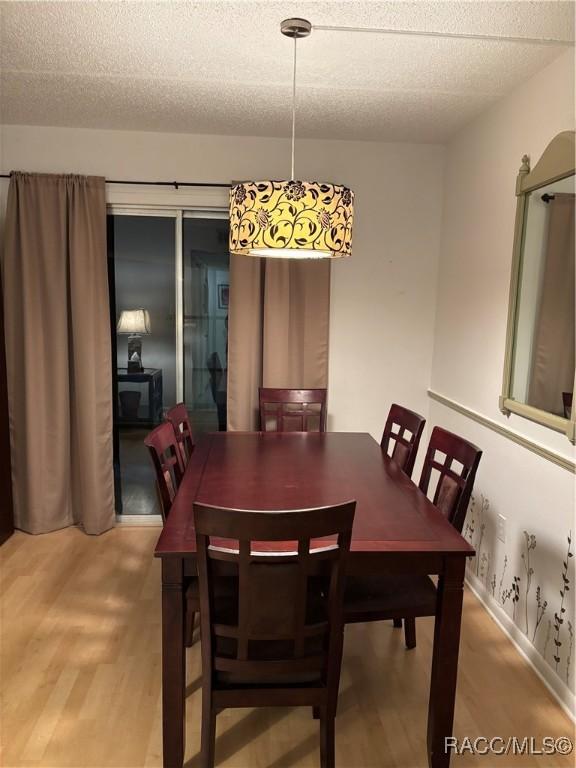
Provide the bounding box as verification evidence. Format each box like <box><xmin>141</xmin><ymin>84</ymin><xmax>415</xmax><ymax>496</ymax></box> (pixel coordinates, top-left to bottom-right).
<box><xmin>229</xmin><ymin>18</ymin><xmax>354</xmax><ymax>259</ymax></box>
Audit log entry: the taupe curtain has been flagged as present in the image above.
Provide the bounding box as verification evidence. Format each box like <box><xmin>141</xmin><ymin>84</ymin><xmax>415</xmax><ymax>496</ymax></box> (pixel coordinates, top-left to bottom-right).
<box><xmin>227</xmin><ymin>256</ymin><xmax>330</xmax><ymax>430</ymax></box>
<box><xmin>528</xmin><ymin>193</ymin><xmax>575</xmax><ymax>416</ymax></box>
<box><xmin>2</xmin><ymin>172</ymin><xmax>114</xmax><ymax>534</ymax></box>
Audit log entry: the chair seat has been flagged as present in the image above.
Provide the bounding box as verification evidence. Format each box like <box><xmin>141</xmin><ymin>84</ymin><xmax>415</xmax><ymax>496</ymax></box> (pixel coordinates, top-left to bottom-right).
<box><xmin>344</xmin><ymin>574</ymin><xmax>437</xmax><ymax>624</ymax></box>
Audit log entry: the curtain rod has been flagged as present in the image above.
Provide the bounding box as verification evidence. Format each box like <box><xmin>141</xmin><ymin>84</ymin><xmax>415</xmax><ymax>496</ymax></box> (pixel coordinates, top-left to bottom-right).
<box><xmin>0</xmin><ymin>174</ymin><xmax>231</xmax><ymax>189</ymax></box>
<box><xmin>312</xmin><ymin>24</ymin><xmax>574</xmax><ymax>46</ymax></box>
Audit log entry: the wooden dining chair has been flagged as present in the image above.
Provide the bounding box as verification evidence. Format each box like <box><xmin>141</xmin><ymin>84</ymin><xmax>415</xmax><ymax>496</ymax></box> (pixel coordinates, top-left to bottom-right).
<box><xmin>165</xmin><ymin>402</ymin><xmax>195</xmax><ymax>466</ymax></box>
<box><xmin>194</xmin><ymin>500</ymin><xmax>356</xmax><ymax>768</ymax></box>
<box><xmin>380</xmin><ymin>403</ymin><xmax>425</xmax><ymax>477</ymax></box>
<box><xmin>259</xmin><ymin>388</ymin><xmax>327</xmax><ymax>432</ymax></box>
<box><xmin>345</xmin><ymin>426</ymin><xmax>481</xmax><ymax>650</ymax></box>
<box><xmin>144</xmin><ymin>422</ymin><xmax>198</xmax><ymax>646</ymax></box>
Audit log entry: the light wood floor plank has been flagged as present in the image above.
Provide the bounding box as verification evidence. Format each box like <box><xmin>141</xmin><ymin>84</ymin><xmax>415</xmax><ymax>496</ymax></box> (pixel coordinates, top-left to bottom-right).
<box><xmin>1</xmin><ymin>528</ymin><xmax>574</xmax><ymax>767</ymax></box>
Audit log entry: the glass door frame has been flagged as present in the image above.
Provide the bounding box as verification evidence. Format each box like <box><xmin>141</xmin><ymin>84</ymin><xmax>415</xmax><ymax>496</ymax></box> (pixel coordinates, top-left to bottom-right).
<box><xmin>107</xmin><ymin>189</ymin><xmax>229</xmax><ymax>523</ymax></box>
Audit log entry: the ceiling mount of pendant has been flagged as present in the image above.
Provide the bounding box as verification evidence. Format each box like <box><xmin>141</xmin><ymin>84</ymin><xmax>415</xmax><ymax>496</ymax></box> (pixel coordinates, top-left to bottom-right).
<box><xmin>280</xmin><ymin>18</ymin><xmax>312</xmax><ymax>39</ymax></box>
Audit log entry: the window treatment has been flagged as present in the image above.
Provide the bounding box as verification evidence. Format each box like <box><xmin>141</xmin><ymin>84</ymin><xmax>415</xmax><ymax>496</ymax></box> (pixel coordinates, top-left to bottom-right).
<box><xmin>227</xmin><ymin>255</ymin><xmax>331</xmax><ymax>431</ymax></box>
<box><xmin>528</xmin><ymin>193</ymin><xmax>575</xmax><ymax>416</ymax></box>
<box><xmin>2</xmin><ymin>172</ymin><xmax>114</xmax><ymax>534</ymax></box>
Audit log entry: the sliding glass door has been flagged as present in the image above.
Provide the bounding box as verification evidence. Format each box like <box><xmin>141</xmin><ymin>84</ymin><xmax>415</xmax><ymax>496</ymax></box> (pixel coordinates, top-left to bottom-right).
<box><xmin>108</xmin><ymin>208</ymin><xmax>229</xmax><ymax>517</ymax></box>
<box><xmin>183</xmin><ymin>214</ymin><xmax>230</xmax><ymax>434</ymax></box>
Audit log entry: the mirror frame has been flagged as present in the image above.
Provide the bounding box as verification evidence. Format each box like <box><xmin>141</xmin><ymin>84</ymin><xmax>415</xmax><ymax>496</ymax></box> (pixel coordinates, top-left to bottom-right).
<box><xmin>500</xmin><ymin>130</ymin><xmax>576</xmax><ymax>443</ymax></box>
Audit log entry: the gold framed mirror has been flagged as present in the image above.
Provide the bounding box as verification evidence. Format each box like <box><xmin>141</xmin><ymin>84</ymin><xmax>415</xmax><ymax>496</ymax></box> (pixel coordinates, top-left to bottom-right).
<box><xmin>500</xmin><ymin>130</ymin><xmax>575</xmax><ymax>443</ymax></box>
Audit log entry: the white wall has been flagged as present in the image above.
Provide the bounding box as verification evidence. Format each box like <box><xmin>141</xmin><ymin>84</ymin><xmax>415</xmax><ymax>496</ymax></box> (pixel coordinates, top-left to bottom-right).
<box><xmin>0</xmin><ymin>125</ymin><xmax>445</xmax><ymax>437</ymax></box>
<box><xmin>431</xmin><ymin>49</ymin><xmax>575</xmax><ymax>710</ymax></box>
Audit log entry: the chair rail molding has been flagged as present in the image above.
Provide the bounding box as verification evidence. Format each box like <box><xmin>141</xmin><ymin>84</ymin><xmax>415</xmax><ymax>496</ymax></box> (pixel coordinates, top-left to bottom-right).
<box><xmin>428</xmin><ymin>390</ymin><xmax>576</xmax><ymax>473</ymax></box>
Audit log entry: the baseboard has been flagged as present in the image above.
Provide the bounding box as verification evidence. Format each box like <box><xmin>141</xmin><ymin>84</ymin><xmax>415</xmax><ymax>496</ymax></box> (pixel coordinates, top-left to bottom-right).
<box><xmin>466</xmin><ymin>571</ymin><xmax>575</xmax><ymax>721</ymax></box>
<box><xmin>115</xmin><ymin>514</ymin><xmax>163</xmax><ymax>527</ymax></box>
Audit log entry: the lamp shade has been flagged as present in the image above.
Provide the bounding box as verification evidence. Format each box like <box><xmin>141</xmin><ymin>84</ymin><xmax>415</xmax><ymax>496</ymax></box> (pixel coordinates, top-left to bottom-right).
<box><xmin>229</xmin><ymin>180</ymin><xmax>354</xmax><ymax>259</ymax></box>
<box><xmin>117</xmin><ymin>309</ymin><xmax>151</xmax><ymax>335</ymax></box>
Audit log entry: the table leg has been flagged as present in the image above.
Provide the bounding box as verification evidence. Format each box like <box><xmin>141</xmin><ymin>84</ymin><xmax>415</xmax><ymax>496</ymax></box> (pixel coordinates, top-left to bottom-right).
<box><xmin>162</xmin><ymin>558</ymin><xmax>186</xmax><ymax>768</ymax></box>
<box><xmin>427</xmin><ymin>556</ymin><xmax>465</xmax><ymax>768</ymax></box>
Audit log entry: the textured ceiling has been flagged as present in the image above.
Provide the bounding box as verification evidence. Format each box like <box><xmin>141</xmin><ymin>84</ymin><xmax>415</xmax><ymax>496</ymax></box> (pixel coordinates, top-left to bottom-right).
<box><xmin>0</xmin><ymin>1</ymin><xmax>574</xmax><ymax>142</ymax></box>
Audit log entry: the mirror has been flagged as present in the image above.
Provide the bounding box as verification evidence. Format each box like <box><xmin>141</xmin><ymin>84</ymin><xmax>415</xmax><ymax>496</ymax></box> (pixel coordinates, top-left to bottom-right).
<box><xmin>501</xmin><ymin>131</ymin><xmax>576</xmax><ymax>442</ymax></box>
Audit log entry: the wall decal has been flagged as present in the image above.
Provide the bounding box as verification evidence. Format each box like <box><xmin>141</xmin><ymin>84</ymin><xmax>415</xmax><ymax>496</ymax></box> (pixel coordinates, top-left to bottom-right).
<box><xmin>533</xmin><ymin>585</ymin><xmax>548</xmax><ymax>643</ymax></box>
<box><xmin>553</xmin><ymin>532</ymin><xmax>573</xmax><ymax>671</ymax></box>
<box><xmin>521</xmin><ymin>531</ymin><xmax>536</xmax><ymax>635</ymax></box>
<box><xmin>498</xmin><ymin>554</ymin><xmax>509</xmax><ymax>604</ymax></box>
<box><xmin>465</xmin><ymin>496</ymin><xmax>574</xmax><ymax>690</ymax></box>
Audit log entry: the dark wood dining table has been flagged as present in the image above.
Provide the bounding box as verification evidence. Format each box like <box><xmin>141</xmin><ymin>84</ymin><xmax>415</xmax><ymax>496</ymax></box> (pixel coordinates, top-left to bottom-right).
<box><xmin>155</xmin><ymin>431</ymin><xmax>474</xmax><ymax>768</ymax></box>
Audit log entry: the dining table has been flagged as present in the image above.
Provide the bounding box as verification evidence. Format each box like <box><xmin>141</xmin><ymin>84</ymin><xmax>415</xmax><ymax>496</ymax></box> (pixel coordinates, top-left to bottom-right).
<box><xmin>154</xmin><ymin>431</ymin><xmax>475</xmax><ymax>768</ymax></box>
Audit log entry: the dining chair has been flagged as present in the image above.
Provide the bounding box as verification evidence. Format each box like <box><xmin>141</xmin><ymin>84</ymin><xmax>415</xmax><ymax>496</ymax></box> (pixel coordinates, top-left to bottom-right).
<box><xmin>144</xmin><ymin>422</ymin><xmax>198</xmax><ymax>646</ymax></box>
<box><xmin>345</xmin><ymin>426</ymin><xmax>482</xmax><ymax>650</ymax></box>
<box><xmin>380</xmin><ymin>403</ymin><xmax>425</xmax><ymax>477</ymax></box>
<box><xmin>165</xmin><ymin>402</ymin><xmax>195</xmax><ymax>466</ymax></box>
<box><xmin>259</xmin><ymin>387</ymin><xmax>327</xmax><ymax>432</ymax></box>
<box><xmin>194</xmin><ymin>500</ymin><xmax>356</xmax><ymax>768</ymax></box>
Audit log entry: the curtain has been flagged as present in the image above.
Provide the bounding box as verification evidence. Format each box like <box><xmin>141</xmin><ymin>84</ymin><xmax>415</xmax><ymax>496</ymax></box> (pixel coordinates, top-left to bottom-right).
<box><xmin>2</xmin><ymin>172</ymin><xmax>114</xmax><ymax>534</ymax></box>
<box><xmin>227</xmin><ymin>255</ymin><xmax>330</xmax><ymax>430</ymax></box>
<box><xmin>528</xmin><ymin>193</ymin><xmax>575</xmax><ymax>416</ymax></box>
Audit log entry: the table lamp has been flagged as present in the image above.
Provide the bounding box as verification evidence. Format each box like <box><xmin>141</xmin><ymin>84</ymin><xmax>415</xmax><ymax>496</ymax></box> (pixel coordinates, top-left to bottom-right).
<box><xmin>117</xmin><ymin>309</ymin><xmax>151</xmax><ymax>372</ymax></box>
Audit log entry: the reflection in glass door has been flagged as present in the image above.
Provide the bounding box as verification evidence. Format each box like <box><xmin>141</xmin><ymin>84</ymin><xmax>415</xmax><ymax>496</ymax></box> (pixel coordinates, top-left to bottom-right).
<box><xmin>109</xmin><ymin>213</ymin><xmax>177</xmax><ymax>516</ymax></box>
<box><xmin>183</xmin><ymin>214</ymin><xmax>229</xmax><ymax>437</ymax></box>
<box><xmin>108</xmin><ymin>208</ymin><xmax>229</xmax><ymax>517</ymax></box>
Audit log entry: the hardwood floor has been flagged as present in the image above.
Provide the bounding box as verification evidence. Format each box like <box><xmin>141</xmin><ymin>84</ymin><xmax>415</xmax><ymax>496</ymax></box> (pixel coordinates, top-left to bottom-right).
<box><xmin>1</xmin><ymin>528</ymin><xmax>573</xmax><ymax>767</ymax></box>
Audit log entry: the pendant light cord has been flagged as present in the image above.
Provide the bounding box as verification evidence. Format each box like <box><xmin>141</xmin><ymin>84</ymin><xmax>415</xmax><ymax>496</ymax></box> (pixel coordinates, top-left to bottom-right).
<box><xmin>291</xmin><ymin>35</ymin><xmax>297</xmax><ymax>180</ymax></box>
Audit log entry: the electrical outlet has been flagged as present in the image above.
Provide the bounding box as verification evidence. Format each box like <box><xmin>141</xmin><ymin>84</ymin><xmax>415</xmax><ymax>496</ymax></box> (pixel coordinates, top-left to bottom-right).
<box><xmin>497</xmin><ymin>514</ymin><xmax>506</xmax><ymax>543</ymax></box>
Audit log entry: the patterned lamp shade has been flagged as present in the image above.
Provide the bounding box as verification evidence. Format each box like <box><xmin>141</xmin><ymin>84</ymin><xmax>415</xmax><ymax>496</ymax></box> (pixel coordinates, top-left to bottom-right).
<box><xmin>229</xmin><ymin>180</ymin><xmax>354</xmax><ymax>259</ymax></box>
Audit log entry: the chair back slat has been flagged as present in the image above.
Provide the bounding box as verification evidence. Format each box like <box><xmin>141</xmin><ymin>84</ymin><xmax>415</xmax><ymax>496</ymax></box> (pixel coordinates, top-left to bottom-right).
<box><xmin>380</xmin><ymin>404</ymin><xmax>426</xmax><ymax>476</ymax></box>
<box><xmin>195</xmin><ymin>502</ymin><xmax>355</xmax><ymax>686</ymax></box>
<box><xmin>144</xmin><ymin>422</ymin><xmax>185</xmax><ymax>521</ymax></box>
<box><xmin>259</xmin><ymin>388</ymin><xmax>327</xmax><ymax>432</ymax></box>
<box><xmin>165</xmin><ymin>402</ymin><xmax>195</xmax><ymax>466</ymax></box>
<box><xmin>418</xmin><ymin>426</ymin><xmax>482</xmax><ymax>532</ymax></box>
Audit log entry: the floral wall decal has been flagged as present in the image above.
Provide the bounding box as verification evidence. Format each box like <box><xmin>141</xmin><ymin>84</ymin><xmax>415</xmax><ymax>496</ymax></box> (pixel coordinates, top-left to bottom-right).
<box><xmin>533</xmin><ymin>586</ymin><xmax>548</xmax><ymax>643</ymax></box>
<box><xmin>521</xmin><ymin>531</ymin><xmax>536</xmax><ymax>635</ymax></box>
<box><xmin>553</xmin><ymin>532</ymin><xmax>573</xmax><ymax>672</ymax></box>
<box><xmin>498</xmin><ymin>554</ymin><xmax>509</xmax><ymax>603</ymax></box>
<box><xmin>502</xmin><ymin>575</ymin><xmax>521</xmax><ymax>621</ymax></box>
<box><xmin>464</xmin><ymin>496</ymin><xmax>574</xmax><ymax>692</ymax></box>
